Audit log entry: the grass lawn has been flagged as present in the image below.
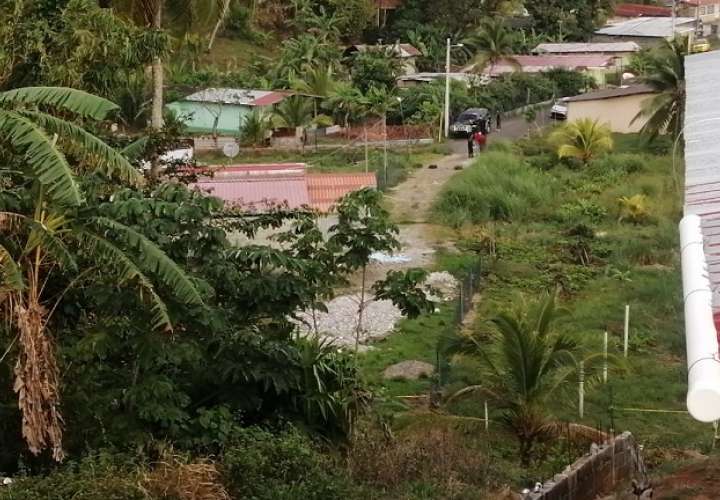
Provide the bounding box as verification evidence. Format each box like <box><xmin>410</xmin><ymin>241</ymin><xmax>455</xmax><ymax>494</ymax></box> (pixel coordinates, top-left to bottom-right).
<box><xmin>359</xmin><ymin>131</ymin><xmax>713</xmax><ymax>493</ymax></box>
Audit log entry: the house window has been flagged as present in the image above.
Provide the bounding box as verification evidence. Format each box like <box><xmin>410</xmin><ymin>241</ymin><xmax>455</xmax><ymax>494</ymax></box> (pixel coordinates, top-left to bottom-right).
<box><xmin>700</xmin><ymin>6</ymin><xmax>706</xmax><ymax>15</ymax></box>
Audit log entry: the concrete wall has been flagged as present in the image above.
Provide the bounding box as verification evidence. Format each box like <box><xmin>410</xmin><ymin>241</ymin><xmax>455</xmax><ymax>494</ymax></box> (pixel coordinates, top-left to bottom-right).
<box><xmin>566</xmin><ymin>92</ymin><xmax>655</xmax><ymax>133</ymax></box>
<box><xmin>525</xmin><ymin>432</ymin><xmax>640</xmax><ymax>500</ymax></box>
<box><xmin>166</xmin><ymin>101</ymin><xmax>252</xmax><ymax>135</ymax></box>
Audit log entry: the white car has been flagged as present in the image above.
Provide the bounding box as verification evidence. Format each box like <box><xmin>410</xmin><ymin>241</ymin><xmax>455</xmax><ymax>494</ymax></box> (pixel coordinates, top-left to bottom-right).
<box><xmin>550</xmin><ymin>99</ymin><xmax>568</xmax><ymax>120</ymax></box>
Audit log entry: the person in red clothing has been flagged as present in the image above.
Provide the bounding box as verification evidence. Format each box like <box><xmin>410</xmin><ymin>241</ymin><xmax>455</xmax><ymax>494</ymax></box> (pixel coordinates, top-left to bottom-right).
<box><xmin>473</xmin><ymin>128</ymin><xmax>487</xmax><ymax>153</ymax></box>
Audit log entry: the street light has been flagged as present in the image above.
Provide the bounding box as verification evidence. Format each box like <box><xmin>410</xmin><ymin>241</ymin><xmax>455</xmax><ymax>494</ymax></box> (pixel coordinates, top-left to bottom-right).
<box><xmin>445</xmin><ymin>38</ymin><xmax>464</xmax><ymax>139</ymax></box>
<box><xmin>396</xmin><ymin>96</ymin><xmax>410</xmax><ymax>157</ymax></box>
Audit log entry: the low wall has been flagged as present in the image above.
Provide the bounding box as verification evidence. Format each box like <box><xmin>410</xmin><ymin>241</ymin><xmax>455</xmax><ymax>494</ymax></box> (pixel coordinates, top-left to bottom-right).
<box><xmin>524</xmin><ymin>432</ymin><xmax>639</xmax><ymax>500</ymax></box>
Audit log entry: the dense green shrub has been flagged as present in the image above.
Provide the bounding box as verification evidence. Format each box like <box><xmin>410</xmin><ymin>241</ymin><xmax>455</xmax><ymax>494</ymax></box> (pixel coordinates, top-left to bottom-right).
<box><xmin>221</xmin><ymin>427</ymin><xmax>359</xmax><ymax>500</ymax></box>
<box><xmin>590</xmin><ymin>154</ymin><xmax>647</xmax><ymax>175</ymax></box>
<box><xmin>433</xmin><ymin>152</ymin><xmax>556</xmax><ymax>226</ymax></box>
<box><xmin>0</xmin><ymin>454</ymin><xmax>144</xmax><ymax>500</ymax></box>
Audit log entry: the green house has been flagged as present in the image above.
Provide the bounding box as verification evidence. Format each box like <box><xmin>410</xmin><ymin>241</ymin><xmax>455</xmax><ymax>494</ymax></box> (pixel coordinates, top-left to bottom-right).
<box><xmin>166</xmin><ymin>88</ymin><xmax>290</xmax><ymax>136</ymax></box>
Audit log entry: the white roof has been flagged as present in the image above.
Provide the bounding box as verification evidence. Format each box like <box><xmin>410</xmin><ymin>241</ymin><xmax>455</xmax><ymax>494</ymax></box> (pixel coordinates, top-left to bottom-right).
<box><xmin>596</xmin><ymin>17</ymin><xmax>696</xmax><ymax>38</ymax></box>
<box><xmin>533</xmin><ymin>42</ymin><xmax>641</xmax><ymax>54</ymax></box>
<box><xmin>183</xmin><ymin>88</ymin><xmax>273</xmax><ymax>105</ymax></box>
<box><xmin>683</xmin><ymin>50</ymin><xmax>720</xmax><ymax>309</ymax></box>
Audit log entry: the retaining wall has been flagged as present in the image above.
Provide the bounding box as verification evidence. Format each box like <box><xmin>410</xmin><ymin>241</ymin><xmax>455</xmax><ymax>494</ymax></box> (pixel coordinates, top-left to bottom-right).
<box><xmin>525</xmin><ymin>432</ymin><xmax>639</xmax><ymax>500</ymax></box>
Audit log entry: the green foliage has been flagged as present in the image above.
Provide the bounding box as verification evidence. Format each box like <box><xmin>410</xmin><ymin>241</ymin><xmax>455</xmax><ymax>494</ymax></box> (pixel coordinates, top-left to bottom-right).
<box><xmin>557</xmin><ymin>200</ymin><xmax>608</xmax><ymax>225</ymax></box>
<box><xmin>373</xmin><ymin>269</ymin><xmax>436</xmax><ymax>319</ymax></box>
<box><xmin>351</xmin><ymin>49</ymin><xmax>401</xmax><ymax>93</ymax></box>
<box><xmin>240</xmin><ymin>109</ymin><xmax>272</xmax><ymax>146</ymax></box>
<box><xmin>221</xmin><ymin>426</ymin><xmax>359</xmax><ymax>500</ymax></box>
<box><xmin>618</xmin><ymin>194</ymin><xmax>651</xmax><ymax>224</ymax></box>
<box><xmin>273</xmin><ymin>95</ymin><xmax>314</xmax><ymax>129</ymax></box>
<box><xmin>551</xmin><ymin>118</ymin><xmax>614</xmax><ymax>164</ymax></box>
<box><xmin>464</xmin><ymin>19</ymin><xmax>518</xmax><ymax>73</ymax></box>
<box><xmin>433</xmin><ymin>152</ymin><xmax>556</xmax><ymax>226</ymax></box>
<box><xmin>634</xmin><ymin>37</ymin><xmax>687</xmax><ymax>139</ymax></box>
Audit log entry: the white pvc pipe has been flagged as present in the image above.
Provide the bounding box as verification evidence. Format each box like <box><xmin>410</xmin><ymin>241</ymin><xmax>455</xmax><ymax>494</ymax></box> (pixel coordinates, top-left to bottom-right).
<box><xmin>680</xmin><ymin>214</ymin><xmax>720</xmax><ymax>422</ymax></box>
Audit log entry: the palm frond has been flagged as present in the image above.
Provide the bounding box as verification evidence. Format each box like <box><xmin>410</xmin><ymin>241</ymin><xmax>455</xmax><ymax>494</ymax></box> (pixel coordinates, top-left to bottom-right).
<box><xmin>0</xmin><ymin>212</ymin><xmax>77</xmax><ymax>271</ymax></box>
<box><xmin>87</xmin><ymin>217</ymin><xmax>203</xmax><ymax>305</ymax></box>
<box><xmin>540</xmin><ymin>421</ymin><xmax>608</xmax><ymax>443</ymax></box>
<box><xmin>0</xmin><ymin>111</ymin><xmax>80</xmax><ymax>206</ymax></box>
<box><xmin>0</xmin><ymin>242</ymin><xmax>24</xmax><ymax>292</ymax></box>
<box><xmin>445</xmin><ymin>384</ymin><xmax>499</xmax><ymax>404</ymax></box>
<box><xmin>20</xmin><ymin>111</ymin><xmax>143</xmax><ymax>187</ymax></box>
<box><xmin>79</xmin><ymin>230</ymin><xmax>173</xmax><ymax>331</ymax></box>
<box><xmin>121</xmin><ymin>136</ymin><xmax>150</xmax><ymax>161</ymax></box>
<box><xmin>0</xmin><ymin>87</ymin><xmax>118</xmax><ymax>120</ymax></box>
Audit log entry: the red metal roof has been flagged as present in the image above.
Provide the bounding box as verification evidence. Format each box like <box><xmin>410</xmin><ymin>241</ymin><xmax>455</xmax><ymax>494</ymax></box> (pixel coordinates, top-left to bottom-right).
<box><xmin>251</xmin><ymin>91</ymin><xmax>292</xmax><ymax>107</ymax></box>
<box><xmin>307</xmin><ymin>173</ymin><xmax>377</xmax><ymax>212</ymax></box>
<box><xmin>191</xmin><ymin>164</ymin><xmax>377</xmax><ymax>213</ymax></box>
<box><xmin>681</xmin><ymin>0</ymin><xmax>718</xmax><ymax>6</ymax></box>
<box><xmin>614</xmin><ymin>3</ymin><xmax>672</xmax><ymax>17</ymax></box>
<box><xmin>376</xmin><ymin>0</ymin><xmax>402</xmax><ymax>8</ymax></box>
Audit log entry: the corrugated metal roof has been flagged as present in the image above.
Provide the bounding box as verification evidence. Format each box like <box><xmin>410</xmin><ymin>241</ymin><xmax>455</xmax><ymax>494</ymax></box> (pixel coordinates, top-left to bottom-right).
<box><xmin>349</xmin><ymin>43</ymin><xmax>421</xmax><ymax>58</ymax></box>
<box><xmin>307</xmin><ymin>173</ymin><xmax>377</xmax><ymax>212</ymax></box>
<box><xmin>183</xmin><ymin>88</ymin><xmax>290</xmax><ymax>106</ymax></box>
<box><xmin>533</xmin><ymin>42</ymin><xmax>641</xmax><ymax>54</ymax></box>
<box><xmin>479</xmin><ymin>54</ymin><xmax>616</xmax><ymax>76</ymax></box>
<box><xmin>614</xmin><ymin>3</ymin><xmax>672</xmax><ymax>17</ymax></box>
<box><xmin>191</xmin><ymin>164</ymin><xmax>377</xmax><ymax>213</ymax></box>
<box><xmin>596</xmin><ymin>17</ymin><xmax>696</xmax><ymax>37</ymax></box>
<box><xmin>684</xmin><ymin>50</ymin><xmax>720</xmax><ymax>311</ymax></box>
<box><xmin>565</xmin><ymin>84</ymin><xmax>655</xmax><ymax>102</ymax></box>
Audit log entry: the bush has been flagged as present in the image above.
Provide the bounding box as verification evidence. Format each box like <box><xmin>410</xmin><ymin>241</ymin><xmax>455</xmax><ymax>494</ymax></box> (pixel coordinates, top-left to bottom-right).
<box><xmin>558</xmin><ymin>199</ymin><xmax>608</xmax><ymax>225</ymax></box>
<box><xmin>433</xmin><ymin>152</ymin><xmax>556</xmax><ymax>226</ymax></box>
<box><xmin>590</xmin><ymin>154</ymin><xmax>646</xmax><ymax>175</ymax></box>
<box><xmin>221</xmin><ymin>427</ymin><xmax>358</xmax><ymax>500</ymax></box>
<box><xmin>0</xmin><ymin>453</ymin><xmax>144</xmax><ymax>500</ymax></box>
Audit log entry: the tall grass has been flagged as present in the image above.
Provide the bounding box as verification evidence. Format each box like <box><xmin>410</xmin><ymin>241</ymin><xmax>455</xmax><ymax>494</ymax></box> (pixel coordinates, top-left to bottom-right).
<box><xmin>433</xmin><ymin>152</ymin><xmax>556</xmax><ymax>227</ymax></box>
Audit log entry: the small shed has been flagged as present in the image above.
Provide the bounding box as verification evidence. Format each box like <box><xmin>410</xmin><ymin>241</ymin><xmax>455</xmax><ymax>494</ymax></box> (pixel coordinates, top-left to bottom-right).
<box><xmin>166</xmin><ymin>88</ymin><xmax>292</xmax><ymax>136</ymax></box>
<box><xmin>565</xmin><ymin>84</ymin><xmax>657</xmax><ymax>133</ymax></box>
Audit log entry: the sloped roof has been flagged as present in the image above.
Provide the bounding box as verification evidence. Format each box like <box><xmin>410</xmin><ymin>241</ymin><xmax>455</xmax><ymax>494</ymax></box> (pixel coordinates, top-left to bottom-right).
<box><xmin>596</xmin><ymin>17</ymin><xmax>696</xmax><ymax>37</ymax></box>
<box><xmin>307</xmin><ymin>173</ymin><xmax>378</xmax><ymax>212</ymax></box>
<box><xmin>614</xmin><ymin>3</ymin><xmax>672</xmax><ymax>17</ymax></box>
<box><xmin>565</xmin><ymin>84</ymin><xmax>656</xmax><ymax>102</ymax></box>
<box><xmin>183</xmin><ymin>88</ymin><xmax>291</xmax><ymax>106</ymax></box>
<box><xmin>191</xmin><ymin>164</ymin><xmax>377</xmax><ymax>213</ymax></box>
<box><xmin>348</xmin><ymin>43</ymin><xmax>421</xmax><ymax>58</ymax></box>
<box><xmin>683</xmin><ymin>50</ymin><xmax>720</xmax><ymax>311</ymax></box>
<box><xmin>533</xmin><ymin>42</ymin><xmax>641</xmax><ymax>54</ymax></box>
<box><xmin>476</xmin><ymin>54</ymin><xmax>616</xmax><ymax>76</ymax></box>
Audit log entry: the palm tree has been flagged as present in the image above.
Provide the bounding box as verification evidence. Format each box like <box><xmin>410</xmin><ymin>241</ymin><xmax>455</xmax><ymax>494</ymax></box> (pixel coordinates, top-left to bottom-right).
<box><xmin>445</xmin><ymin>293</ymin><xmax>607</xmax><ymax>466</ymax></box>
<box><xmin>550</xmin><ymin>118</ymin><xmax>614</xmax><ymax>164</ymax></box>
<box><xmin>632</xmin><ymin>37</ymin><xmax>686</xmax><ymax>139</ymax></box>
<box><xmin>291</xmin><ymin>64</ymin><xmax>338</xmax><ymax>117</ymax></box>
<box><xmin>110</xmin><ymin>1</ymin><xmax>223</xmax><ymax>129</ymax></box>
<box><xmin>327</xmin><ymin>82</ymin><xmax>365</xmax><ymax>131</ymax></box>
<box><xmin>240</xmin><ymin>108</ymin><xmax>273</xmax><ymax>146</ymax></box>
<box><xmin>0</xmin><ymin>87</ymin><xmax>203</xmax><ymax>460</ymax></box>
<box><xmin>464</xmin><ymin>19</ymin><xmax>519</xmax><ymax>75</ymax></box>
<box><xmin>273</xmin><ymin>95</ymin><xmax>313</xmax><ymax>129</ymax></box>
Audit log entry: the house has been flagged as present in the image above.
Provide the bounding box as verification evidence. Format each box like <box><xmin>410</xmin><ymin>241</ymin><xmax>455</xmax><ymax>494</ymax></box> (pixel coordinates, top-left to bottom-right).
<box><xmin>191</xmin><ymin>163</ymin><xmax>377</xmax><ymax>213</ymax></box>
<box><xmin>374</xmin><ymin>0</ymin><xmax>403</xmax><ymax>27</ymax></box>
<box><xmin>345</xmin><ymin>43</ymin><xmax>421</xmax><ymax>76</ymax></box>
<box><xmin>672</xmin><ymin>0</ymin><xmax>720</xmax><ymax>37</ymax></box>
<box><xmin>564</xmin><ymin>85</ymin><xmax>657</xmax><ymax>133</ymax></box>
<box><xmin>678</xmin><ymin>49</ymin><xmax>720</xmax><ymax>423</ymax></box>
<box><xmin>613</xmin><ymin>3</ymin><xmax>672</xmax><ymax>19</ymax></box>
<box><xmin>396</xmin><ymin>72</ymin><xmax>484</xmax><ymax>88</ymax></box>
<box><xmin>532</xmin><ymin>42</ymin><xmax>640</xmax><ymax>64</ymax></box>
<box><xmin>594</xmin><ymin>17</ymin><xmax>697</xmax><ymax>46</ymax></box>
<box><xmin>166</xmin><ymin>88</ymin><xmax>292</xmax><ymax>136</ymax></box>
<box><xmin>466</xmin><ymin>55</ymin><xmax>618</xmax><ymax>86</ymax></box>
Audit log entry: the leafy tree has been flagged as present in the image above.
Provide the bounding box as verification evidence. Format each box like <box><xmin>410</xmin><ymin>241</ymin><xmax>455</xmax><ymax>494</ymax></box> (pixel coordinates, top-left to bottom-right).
<box><xmin>464</xmin><ymin>19</ymin><xmax>519</xmax><ymax>74</ymax></box>
<box><xmin>273</xmin><ymin>95</ymin><xmax>314</xmax><ymax>129</ymax></box>
<box><xmin>273</xmin><ymin>34</ymin><xmax>343</xmax><ymax>86</ymax></box>
<box><xmin>327</xmin><ymin>82</ymin><xmax>366</xmax><ymax>130</ymax></box>
<box><xmin>445</xmin><ymin>293</ymin><xmax>607</xmax><ymax>466</ymax></box>
<box><xmin>551</xmin><ymin>118</ymin><xmax>614</xmax><ymax>164</ymax></box>
<box><xmin>0</xmin><ymin>87</ymin><xmax>202</xmax><ymax>460</ymax></box>
<box><xmin>350</xmin><ymin>49</ymin><xmax>401</xmax><ymax>93</ymax></box>
<box><xmin>633</xmin><ymin>37</ymin><xmax>687</xmax><ymax>140</ymax></box>
<box><xmin>329</xmin><ymin>189</ymin><xmax>399</xmax><ymax>351</ymax></box>
<box><xmin>372</xmin><ymin>269</ymin><xmax>435</xmax><ymax>319</ymax></box>
<box><xmin>525</xmin><ymin>0</ymin><xmax>613</xmax><ymax>42</ymax></box>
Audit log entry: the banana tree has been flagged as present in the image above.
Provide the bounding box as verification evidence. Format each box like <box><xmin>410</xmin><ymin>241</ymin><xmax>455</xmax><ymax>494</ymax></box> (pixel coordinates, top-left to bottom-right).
<box><xmin>0</xmin><ymin>87</ymin><xmax>202</xmax><ymax>460</ymax></box>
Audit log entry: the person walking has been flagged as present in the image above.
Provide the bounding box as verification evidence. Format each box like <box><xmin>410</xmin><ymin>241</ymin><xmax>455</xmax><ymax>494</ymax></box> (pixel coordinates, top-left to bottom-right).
<box><xmin>496</xmin><ymin>110</ymin><xmax>502</xmax><ymax>130</ymax></box>
<box><xmin>473</xmin><ymin>128</ymin><xmax>487</xmax><ymax>153</ymax></box>
<box><xmin>467</xmin><ymin>131</ymin><xmax>475</xmax><ymax>158</ymax></box>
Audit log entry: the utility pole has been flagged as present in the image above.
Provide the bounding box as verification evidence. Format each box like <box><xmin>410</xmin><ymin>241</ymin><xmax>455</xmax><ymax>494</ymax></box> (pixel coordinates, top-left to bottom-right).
<box><xmin>444</xmin><ymin>38</ymin><xmax>451</xmax><ymax>139</ymax></box>
<box><xmin>444</xmin><ymin>38</ymin><xmax>464</xmax><ymax>139</ymax></box>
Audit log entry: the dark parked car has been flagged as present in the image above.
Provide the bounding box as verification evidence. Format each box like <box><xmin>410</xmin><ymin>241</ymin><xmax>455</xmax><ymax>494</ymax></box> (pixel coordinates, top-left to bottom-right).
<box><xmin>450</xmin><ymin>108</ymin><xmax>491</xmax><ymax>138</ymax></box>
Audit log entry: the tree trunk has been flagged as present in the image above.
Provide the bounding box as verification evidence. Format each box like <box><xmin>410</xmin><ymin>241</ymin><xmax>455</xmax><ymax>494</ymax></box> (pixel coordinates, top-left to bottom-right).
<box><xmin>355</xmin><ymin>265</ymin><xmax>367</xmax><ymax>354</ymax></box>
<box><xmin>208</xmin><ymin>0</ymin><xmax>232</xmax><ymax>52</ymax></box>
<box><xmin>151</xmin><ymin>2</ymin><xmax>164</xmax><ymax>131</ymax></box>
